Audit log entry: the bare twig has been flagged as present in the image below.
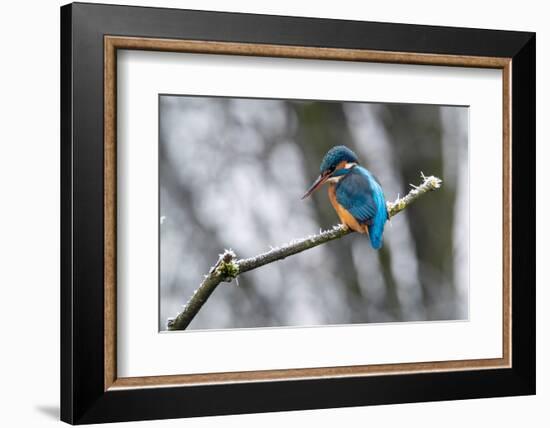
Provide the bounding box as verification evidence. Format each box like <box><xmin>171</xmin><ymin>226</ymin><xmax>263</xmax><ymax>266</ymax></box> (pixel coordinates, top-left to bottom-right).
<box><xmin>167</xmin><ymin>173</ymin><xmax>442</xmax><ymax>331</ymax></box>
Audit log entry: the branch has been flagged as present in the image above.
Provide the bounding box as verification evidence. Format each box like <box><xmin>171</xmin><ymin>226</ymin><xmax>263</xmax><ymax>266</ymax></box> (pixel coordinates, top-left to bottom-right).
<box><xmin>167</xmin><ymin>173</ymin><xmax>442</xmax><ymax>331</ymax></box>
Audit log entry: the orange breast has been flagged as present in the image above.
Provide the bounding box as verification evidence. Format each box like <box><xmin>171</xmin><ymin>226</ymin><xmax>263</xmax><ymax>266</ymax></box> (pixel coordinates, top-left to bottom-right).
<box><xmin>327</xmin><ymin>184</ymin><xmax>368</xmax><ymax>234</ymax></box>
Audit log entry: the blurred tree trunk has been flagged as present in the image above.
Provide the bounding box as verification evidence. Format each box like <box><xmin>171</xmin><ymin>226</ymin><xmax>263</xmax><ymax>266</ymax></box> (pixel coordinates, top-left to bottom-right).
<box><xmin>381</xmin><ymin>105</ymin><xmax>456</xmax><ymax>317</ymax></box>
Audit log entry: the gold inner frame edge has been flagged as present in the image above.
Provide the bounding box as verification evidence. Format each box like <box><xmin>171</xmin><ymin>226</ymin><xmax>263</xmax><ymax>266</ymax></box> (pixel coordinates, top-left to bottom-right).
<box><xmin>104</xmin><ymin>36</ymin><xmax>512</xmax><ymax>391</ymax></box>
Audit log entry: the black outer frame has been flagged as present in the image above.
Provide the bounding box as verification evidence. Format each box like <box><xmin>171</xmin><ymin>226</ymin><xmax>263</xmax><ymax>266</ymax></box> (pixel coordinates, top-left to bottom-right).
<box><xmin>60</xmin><ymin>2</ymin><xmax>535</xmax><ymax>424</ymax></box>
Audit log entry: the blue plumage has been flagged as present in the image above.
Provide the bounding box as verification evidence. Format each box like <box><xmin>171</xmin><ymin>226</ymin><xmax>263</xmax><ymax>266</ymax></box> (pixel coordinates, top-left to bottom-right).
<box><xmin>302</xmin><ymin>145</ymin><xmax>388</xmax><ymax>250</ymax></box>
<box><xmin>335</xmin><ymin>166</ymin><xmax>387</xmax><ymax>249</ymax></box>
<box><xmin>320</xmin><ymin>145</ymin><xmax>358</xmax><ymax>173</ymax></box>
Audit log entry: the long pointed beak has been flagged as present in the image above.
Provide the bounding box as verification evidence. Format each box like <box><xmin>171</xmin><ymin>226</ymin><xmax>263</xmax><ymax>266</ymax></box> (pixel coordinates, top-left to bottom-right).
<box><xmin>301</xmin><ymin>173</ymin><xmax>329</xmax><ymax>199</ymax></box>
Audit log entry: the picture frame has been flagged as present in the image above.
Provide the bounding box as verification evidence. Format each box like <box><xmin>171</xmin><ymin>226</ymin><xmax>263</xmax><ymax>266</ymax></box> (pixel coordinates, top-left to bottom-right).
<box><xmin>60</xmin><ymin>2</ymin><xmax>535</xmax><ymax>424</ymax></box>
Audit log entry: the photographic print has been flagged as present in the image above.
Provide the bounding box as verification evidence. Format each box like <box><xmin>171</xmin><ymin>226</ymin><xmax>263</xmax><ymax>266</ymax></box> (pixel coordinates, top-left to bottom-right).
<box><xmin>160</xmin><ymin>95</ymin><xmax>468</xmax><ymax>331</ymax></box>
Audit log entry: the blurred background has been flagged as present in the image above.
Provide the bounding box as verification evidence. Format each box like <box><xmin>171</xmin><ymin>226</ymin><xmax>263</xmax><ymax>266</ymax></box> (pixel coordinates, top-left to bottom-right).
<box><xmin>159</xmin><ymin>95</ymin><xmax>469</xmax><ymax>330</ymax></box>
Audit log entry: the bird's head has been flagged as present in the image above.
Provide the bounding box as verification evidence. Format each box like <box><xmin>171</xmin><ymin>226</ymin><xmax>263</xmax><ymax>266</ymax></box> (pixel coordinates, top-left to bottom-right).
<box><xmin>302</xmin><ymin>145</ymin><xmax>359</xmax><ymax>199</ymax></box>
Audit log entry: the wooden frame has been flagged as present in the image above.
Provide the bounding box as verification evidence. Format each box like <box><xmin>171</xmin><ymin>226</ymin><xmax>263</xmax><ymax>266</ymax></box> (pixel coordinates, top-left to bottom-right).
<box><xmin>62</xmin><ymin>2</ymin><xmax>535</xmax><ymax>424</ymax></box>
<box><xmin>104</xmin><ymin>35</ymin><xmax>513</xmax><ymax>390</ymax></box>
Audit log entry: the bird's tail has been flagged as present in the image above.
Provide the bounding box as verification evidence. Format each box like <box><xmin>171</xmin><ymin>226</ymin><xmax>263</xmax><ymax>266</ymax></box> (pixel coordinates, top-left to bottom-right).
<box><xmin>368</xmin><ymin>221</ymin><xmax>385</xmax><ymax>250</ymax></box>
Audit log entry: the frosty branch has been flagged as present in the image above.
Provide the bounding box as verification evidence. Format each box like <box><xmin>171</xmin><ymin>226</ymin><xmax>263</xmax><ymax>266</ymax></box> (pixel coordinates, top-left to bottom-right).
<box><xmin>166</xmin><ymin>173</ymin><xmax>442</xmax><ymax>331</ymax></box>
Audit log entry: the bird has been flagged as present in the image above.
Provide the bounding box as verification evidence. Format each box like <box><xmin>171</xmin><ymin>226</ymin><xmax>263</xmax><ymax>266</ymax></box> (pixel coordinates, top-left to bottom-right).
<box><xmin>302</xmin><ymin>145</ymin><xmax>388</xmax><ymax>249</ymax></box>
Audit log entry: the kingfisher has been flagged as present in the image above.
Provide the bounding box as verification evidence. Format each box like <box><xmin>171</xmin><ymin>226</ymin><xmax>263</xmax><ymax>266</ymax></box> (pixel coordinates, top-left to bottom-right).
<box><xmin>302</xmin><ymin>145</ymin><xmax>388</xmax><ymax>249</ymax></box>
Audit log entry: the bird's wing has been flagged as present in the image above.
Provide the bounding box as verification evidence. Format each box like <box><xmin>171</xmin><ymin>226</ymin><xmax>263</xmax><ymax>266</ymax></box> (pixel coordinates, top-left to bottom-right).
<box><xmin>335</xmin><ymin>168</ymin><xmax>378</xmax><ymax>225</ymax></box>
